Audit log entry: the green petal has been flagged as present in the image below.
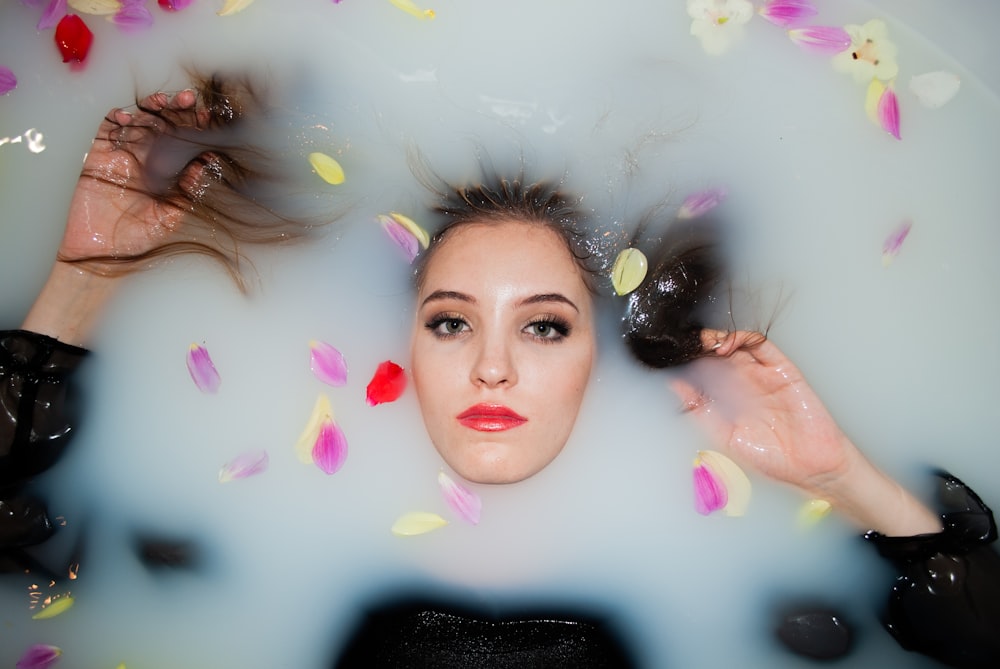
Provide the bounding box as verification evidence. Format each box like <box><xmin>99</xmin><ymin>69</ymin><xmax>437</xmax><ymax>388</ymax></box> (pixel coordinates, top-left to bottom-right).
<box><xmin>308</xmin><ymin>152</ymin><xmax>346</xmax><ymax>185</ymax></box>
<box><xmin>391</xmin><ymin>512</ymin><xmax>448</xmax><ymax>536</ymax></box>
<box><xmin>611</xmin><ymin>248</ymin><xmax>648</xmax><ymax>296</ymax></box>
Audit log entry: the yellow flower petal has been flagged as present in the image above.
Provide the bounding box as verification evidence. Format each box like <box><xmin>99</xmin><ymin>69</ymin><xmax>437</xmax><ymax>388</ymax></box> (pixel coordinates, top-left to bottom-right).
<box><xmin>67</xmin><ymin>0</ymin><xmax>121</xmax><ymax>15</ymax></box>
<box><xmin>697</xmin><ymin>450</ymin><xmax>752</xmax><ymax>517</ymax></box>
<box><xmin>308</xmin><ymin>152</ymin><xmax>346</xmax><ymax>185</ymax></box>
<box><xmin>391</xmin><ymin>512</ymin><xmax>448</xmax><ymax>536</ymax></box>
<box><xmin>611</xmin><ymin>248</ymin><xmax>648</xmax><ymax>296</ymax></box>
<box><xmin>295</xmin><ymin>395</ymin><xmax>334</xmax><ymax>464</ymax></box>
<box><xmin>218</xmin><ymin>0</ymin><xmax>255</xmax><ymax>16</ymax></box>
<box><xmin>388</xmin><ymin>212</ymin><xmax>430</xmax><ymax>249</ymax></box>
<box><xmin>864</xmin><ymin>78</ymin><xmax>886</xmax><ymax>124</ymax></box>
<box><xmin>797</xmin><ymin>498</ymin><xmax>832</xmax><ymax>527</ymax></box>
<box><xmin>32</xmin><ymin>594</ymin><xmax>75</xmax><ymax>620</ymax></box>
<box><xmin>389</xmin><ymin>0</ymin><xmax>436</xmax><ymax>20</ymax></box>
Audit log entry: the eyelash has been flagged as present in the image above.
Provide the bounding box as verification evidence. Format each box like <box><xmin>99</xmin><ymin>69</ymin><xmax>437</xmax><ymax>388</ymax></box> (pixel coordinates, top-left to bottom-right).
<box><xmin>423</xmin><ymin>313</ymin><xmax>572</xmax><ymax>342</ymax></box>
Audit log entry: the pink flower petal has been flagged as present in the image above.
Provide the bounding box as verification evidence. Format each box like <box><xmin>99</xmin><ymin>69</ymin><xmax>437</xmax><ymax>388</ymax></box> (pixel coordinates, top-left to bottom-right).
<box><xmin>113</xmin><ymin>0</ymin><xmax>153</xmax><ymax>31</ymax></box>
<box><xmin>186</xmin><ymin>343</ymin><xmax>221</xmax><ymax>394</ymax></box>
<box><xmin>16</xmin><ymin>645</ymin><xmax>61</xmax><ymax>669</ymax></box>
<box><xmin>219</xmin><ymin>449</ymin><xmax>270</xmax><ymax>482</ymax></box>
<box><xmin>309</xmin><ymin>340</ymin><xmax>348</xmax><ymax>386</ymax></box>
<box><xmin>438</xmin><ymin>471</ymin><xmax>482</xmax><ymax>525</ymax></box>
<box><xmin>158</xmin><ymin>0</ymin><xmax>194</xmax><ymax>10</ymax></box>
<box><xmin>378</xmin><ymin>214</ymin><xmax>420</xmax><ymax>263</ymax></box>
<box><xmin>0</xmin><ymin>67</ymin><xmax>16</xmax><ymax>95</ymax></box>
<box><xmin>877</xmin><ymin>84</ymin><xmax>901</xmax><ymax>140</ymax></box>
<box><xmin>312</xmin><ymin>417</ymin><xmax>348</xmax><ymax>475</ymax></box>
<box><xmin>787</xmin><ymin>26</ymin><xmax>852</xmax><ymax>55</ymax></box>
<box><xmin>37</xmin><ymin>0</ymin><xmax>67</xmax><ymax>30</ymax></box>
<box><xmin>693</xmin><ymin>463</ymin><xmax>728</xmax><ymax>515</ymax></box>
<box><xmin>881</xmin><ymin>220</ymin><xmax>912</xmax><ymax>267</ymax></box>
<box><xmin>758</xmin><ymin>0</ymin><xmax>817</xmax><ymax>28</ymax></box>
<box><xmin>678</xmin><ymin>188</ymin><xmax>727</xmax><ymax>219</ymax></box>
<box><xmin>365</xmin><ymin>360</ymin><xmax>406</xmax><ymax>406</ymax></box>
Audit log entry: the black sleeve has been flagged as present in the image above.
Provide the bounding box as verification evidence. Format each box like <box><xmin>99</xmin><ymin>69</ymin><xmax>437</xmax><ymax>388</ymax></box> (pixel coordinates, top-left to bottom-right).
<box><xmin>864</xmin><ymin>472</ymin><xmax>1000</xmax><ymax>668</ymax></box>
<box><xmin>1</xmin><ymin>329</ymin><xmax>89</xmax><ymax>550</ymax></box>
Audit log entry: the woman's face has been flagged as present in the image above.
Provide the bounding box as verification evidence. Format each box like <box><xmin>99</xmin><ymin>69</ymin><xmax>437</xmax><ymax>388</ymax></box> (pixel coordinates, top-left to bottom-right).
<box><xmin>411</xmin><ymin>220</ymin><xmax>596</xmax><ymax>484</ymax></box>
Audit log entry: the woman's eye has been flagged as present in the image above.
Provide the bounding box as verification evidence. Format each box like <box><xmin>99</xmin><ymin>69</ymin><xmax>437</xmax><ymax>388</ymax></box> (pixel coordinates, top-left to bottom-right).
<box><xmin>525</xmin><ymin>320</ymin><xmax>569</xmax><ymax>340</ymax></box>
<box><xmin>426</xmin><ymin>316</ymin><xmax>469</xmax><ymax>337</ymax></box>
<box><xmin>442</xmin><ymin>319</ymin><xmax>466</xmax><ymax>334</ymax></box>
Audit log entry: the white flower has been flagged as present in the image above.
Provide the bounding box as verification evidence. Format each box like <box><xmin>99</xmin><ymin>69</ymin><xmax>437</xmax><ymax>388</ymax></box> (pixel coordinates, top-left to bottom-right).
<box><xmin>687</xmin><ymin>0</ymin><xmax>755</xmax><ymax>55</ymax></box>
<box><xmin>832</xmin><ymin>19</ymin><xmax>899</xmax><ymax>84</ymax></box>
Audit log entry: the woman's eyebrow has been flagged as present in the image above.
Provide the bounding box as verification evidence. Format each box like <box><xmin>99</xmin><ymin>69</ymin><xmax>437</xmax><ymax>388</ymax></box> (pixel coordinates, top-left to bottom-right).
<box><xmin>420</xmin><ymin>289</ymin><xmax>476</xmax><ymax>308</ymax></box>
<box><xmin>517</xmin><ymin>293</ymin><xmax>580</xmax><ymax>313</ymax></box>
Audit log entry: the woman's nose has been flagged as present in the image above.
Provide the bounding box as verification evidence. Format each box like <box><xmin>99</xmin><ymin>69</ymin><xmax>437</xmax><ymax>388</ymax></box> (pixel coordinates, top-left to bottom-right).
<box><xmin>470</xmin><ymin>336</ymin><xmax>517</xmax><ymax>388</ymax></box>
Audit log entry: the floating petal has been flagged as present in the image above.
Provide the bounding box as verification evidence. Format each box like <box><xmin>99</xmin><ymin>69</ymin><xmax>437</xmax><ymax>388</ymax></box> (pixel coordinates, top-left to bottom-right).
<box><xmin>438</xmin><ymin>471</ymin><xmax>482</xmax><ymax>525</ymax></box>
<box><xmin>0</xmin><ymin>67</ymin><xmax>15</xmax><ymax>95</ymax></box>
<box><xmin>31</xmin><ymin>595</ymin><xmax>75</xmax><ymax>620</ymax></box>
<box><xmin>16</xmin><ymin>645</ymin><xmax>61</xmax><ymax>669</ymax></box>
<box><xmin>787</xmin><ymin>26</ymin><xmax>851</xmax><ymax>55</ymax></box>
<box><xmin>693</xmin><ymin>462</ymin><xmax>727</xmax><ymax>515</ymax></box>
<box><xmin>910</xmin><ymin>71</ymin><xmax>960</xmax><ymax>109</ymax></box>
<box><xmin>758</xmin><ymin>0</ymin><xmax>817</xmax><ymax>28</ymax></box>
<box><xmin>38</xmin><ymin>0</ymin><xmax>68</xmax><ymax>30</ymax></box>
<box><xmin>158</xmin><ymin>0</ymin><xmax>194</xmax><ymax>9</ymax></box>
<box><xmin>67</xmin><ymin>0</ymin><xmax>120</xmax><ymax>14</ymax></box>
<box><xmin>309</xmin><ymin>340</ymin><xmax>348</xmax><ymax>387</ymax></box>
<box><xmin>366</xmin><ymin>360</ymin><xmax>407</xmax><ymax>406</ymax></box>
<box><xmin>611</xmin><ymin>248</ymin><xmax>648</xmax><ymax>296</ymax></box>
<box><xmin>388</xmin><ymin>212</ymin><xmax>430</xmax><ymax>249</ymax></box>
<box><xmin>295</xmin><ymin>394</ymin><xmax>333</xmax><ymax>463</ymax></box>
<box><xmin>54</xmin><ymin>14</ymin><xmax>94</xmax><ymax>63</ymax></box>
<box><xmin>217</xmin><ymin>0</ymin><xmax>254</xmax><ymax>16</ymax></box>
<box><xmin>797</xmin><ymin>498</ymin><xmax>832</xmax><ymax>527</ymax></box>
<box><xmin>377</xmin><ymin>214</ymin><xmax>421</xmax><ymax>263</ymax></box>
<box><xmin>308</xmin><ymin>152</ymin><xmax>346</xmax><ymax>185</ymax></box>
<box><xmin>389</xmin><ymin>0</ymin><xmax>435</xmax><ymax>20</ymax></box>
<box><xmin>698</xmin><ymin>450</ymin><xmax>752</xmax><ymax>516</ymax></box>
<box><xmin>881</xmin><ymin>220</ymin><xmax>912</xmax><ymax>267</ymax></box>
<box><xmin>391</xmin><ymin>512</ymin><xmax>448</xmax><ymax>536</ymax></box>
<box><xmin>112</xmin><ymin>0</ymin><xmax>153</xmax><ymax>31</ymax></box>
<box><xmin>218</xmin><ymin>449</ymin><xmax>269</xmax><ymax>482</ymax></box>
<box><xmin>186</xmin><ymin>343</ymin><xmax>221</xmax><ymax>393</ymax></box>
<box><xmin>876</xmin><ymin>84</ymin><xmax>901</xmax><ymax>140</ymax></box>
<box><xmin>312</xmin><ymin>417</ymin><xmax>348</xmax><ymax>475</ymax></box>
<box><xmin>864</xmin><ymin>78</ymin><xmax>885</xmax><ymax>123</ymax></box>
<box><xmin>678</xmin><ymin>188</ymin><xmax>726</xmax><ymax>219</ymax></box>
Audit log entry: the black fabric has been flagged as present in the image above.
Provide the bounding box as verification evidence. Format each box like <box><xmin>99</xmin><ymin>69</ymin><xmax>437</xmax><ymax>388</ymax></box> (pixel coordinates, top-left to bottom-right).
<box><xmin>865</xmin><ymin>472</ymin><xmax>1000</xmax><ymax>668</ymax></box>
<box><xmin>335</xmin><ymin>599</ymin><xmax>635</xmax><ymax>668</ymax></box>
<box><xmin>0</xmin><ymin>329</ymin><xmax>88</xmax><ymax>551</ymax></box>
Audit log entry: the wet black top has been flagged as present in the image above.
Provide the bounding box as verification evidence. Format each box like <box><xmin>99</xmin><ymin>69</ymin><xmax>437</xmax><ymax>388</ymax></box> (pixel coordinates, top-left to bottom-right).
<box><xmin>1</xmin><ymin>329</ymin><xmax>998</xmax><ymax>668</ymax></box>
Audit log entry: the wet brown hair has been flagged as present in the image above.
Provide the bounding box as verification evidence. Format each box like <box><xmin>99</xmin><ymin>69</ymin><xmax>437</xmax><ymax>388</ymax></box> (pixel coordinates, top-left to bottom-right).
<box><xmin>59</xmin><ymin>73</ymin><xmax>322</xmax><ymax>292</ymax></box>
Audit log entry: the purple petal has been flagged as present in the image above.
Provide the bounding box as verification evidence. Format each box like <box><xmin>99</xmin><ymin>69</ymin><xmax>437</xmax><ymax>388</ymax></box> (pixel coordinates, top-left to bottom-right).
<box><xmin>312</xmin><ymin>418</ymin><xmax>348</xmax><ymax>475</ymax></box>
<box><xmin>678</xmin><ymin>188</ymin><xmax>727</xmax><ymax>219</ymax></box>
<box><xmin>877</xmin><ymin>85</ymin><xmax>901</xmax><ymax>140</ymax></box>
<box><xmin>787</xmin><ymin>26</ymin><xmax>852</xmax><ymax>55</ymax></box>
<box><xmin>693</xmin><ymin>463</ymin><xmax>727</xmax><ymax>515</ymax></box>
<box><xmin>16</xmin><ymin>645</ymin><xmax>61</xmax><ymax>669</ymax></box>
<box><xmin>113</xmin><ymin>1</ymin><xmax>154</xmax><ymax>32</ymax></box>
<box><xmin>37</xmin><ymin>0</ymin><xmax>67</xmax><ymax>30</ymax></box>
<box><xmin>309</xmin><ymin>340</ymin><xmax>348</xmax><ymax>386</ymax></box>
<box><xmin>438</xmin><ymin>471</ymin><xmax>482</xmax><ymax>525</ymax></box>
<box><xmin>758</xmin><ymin>0</ymin><xmax>817</xmax><ymax>28</ymax></box>
<box><xmin>186</xmin><ymin>343</ymin><xmax>221</xmax><ymax>394</ymax></box>
<box><xmin>377</xmin><ymin>214</ymin><xmax>420</xmax><ymax>263</ymax></box>
<box><xmin>0</xmin><ymin>67</ymin><xmax>16</xmax><ymax>95</ymax></box>
<box><xmin>882</xmin><ymin>220</ymin><xmax>912</xmax><ymax>266</ymax></box>
<box><xmin>219</xmin><ymin>449</ymin><xmax>270</xmax><ymax>482</ymax></box>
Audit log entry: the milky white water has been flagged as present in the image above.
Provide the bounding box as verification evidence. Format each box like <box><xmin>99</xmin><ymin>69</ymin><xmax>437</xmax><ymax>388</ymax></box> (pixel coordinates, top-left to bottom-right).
<box><xmin>1</xmin><ymin>1</ymin><xmax>998</xmax><ymax>667</ymax></box>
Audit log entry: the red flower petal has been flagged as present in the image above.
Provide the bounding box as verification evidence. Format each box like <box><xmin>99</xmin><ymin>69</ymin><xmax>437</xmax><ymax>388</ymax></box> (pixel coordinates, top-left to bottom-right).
<box><xmin>365</xmin><ymin>360</ymin><xmax>406</xmax><ymax>406</ymax></box>
<box><xmin>54</xmin><ymin>14</ymin><xmax>93</xmax><ymax>63</ymax></box>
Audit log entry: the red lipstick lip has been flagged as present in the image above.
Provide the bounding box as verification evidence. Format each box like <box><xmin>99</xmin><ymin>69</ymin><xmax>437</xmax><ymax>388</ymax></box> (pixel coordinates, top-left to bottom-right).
<box><xmin>456</xmin><ymin>404</ymin><xmax>527</xmax><ymax>432</ymax></box>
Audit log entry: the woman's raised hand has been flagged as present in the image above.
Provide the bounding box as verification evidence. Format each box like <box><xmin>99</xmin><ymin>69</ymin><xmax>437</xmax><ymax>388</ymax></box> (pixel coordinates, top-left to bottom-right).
<box><xmin>673</xmin><ymin>329</ymin><xmax>942</xmax><ymax>535</ymax></box>
<box><xmin>57</xmin><ymin>89</ymin><xmax>211</xmax><ymax>269</ymax></box>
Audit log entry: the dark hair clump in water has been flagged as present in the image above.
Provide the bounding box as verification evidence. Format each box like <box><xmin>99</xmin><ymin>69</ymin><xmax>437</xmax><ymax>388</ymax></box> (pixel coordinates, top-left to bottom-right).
<box><xmin>60</xmin><ymin>72</ymin><xmax>323</xmax><ymax>292</ymax></box>
<box><xmin>622</xmin><ymin>218</ymin><xmax>721</xmax><ymax>368</ymax></box>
